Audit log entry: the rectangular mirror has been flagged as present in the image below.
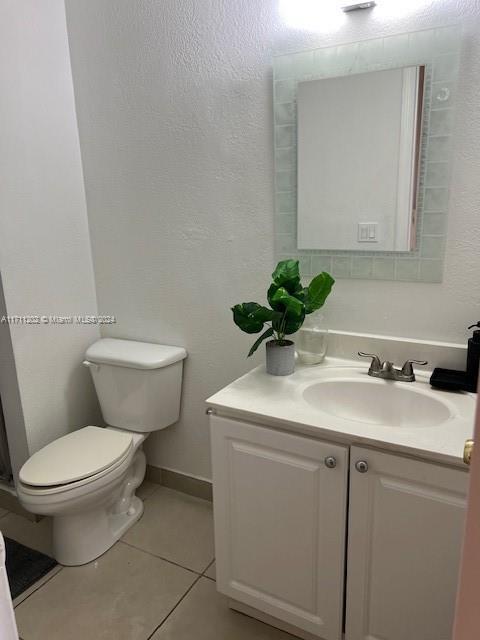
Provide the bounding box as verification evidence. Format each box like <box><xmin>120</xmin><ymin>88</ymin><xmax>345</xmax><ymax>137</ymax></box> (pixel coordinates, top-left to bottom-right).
<box><xmin>297</xmin><ymin>66</ymin><xmax>424</xmax><ymax>252</ymax></box>
<box><xmin>273</xmin><ymin>26</ymin><xmax>461</xmax><ymax>282</ymax></box>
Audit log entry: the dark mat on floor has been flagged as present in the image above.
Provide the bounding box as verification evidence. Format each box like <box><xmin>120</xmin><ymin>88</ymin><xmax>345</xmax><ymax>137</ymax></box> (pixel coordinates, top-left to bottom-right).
<box><xmin>4</xmin><ymin>537</ymin><xmax>57</xmax><ymax>599</ymax></box>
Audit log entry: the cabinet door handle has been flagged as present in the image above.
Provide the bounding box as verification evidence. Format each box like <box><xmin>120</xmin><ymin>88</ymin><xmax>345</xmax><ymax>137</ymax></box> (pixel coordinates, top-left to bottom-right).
<box><xmin>206</xmin><ymin>407</ymin><xmax>216</xmax><ymax>416</ymax></box>
<box><xmin>355</xmin><ymin>460</ymin><xmax>369</xmax><ymax>473</ymax></box>
<box><xmin>464</xmin><ymin>439</ymin><xmax>474</xmax><ymax>466</ymax></box>
<box><xmin>324</xmin><ymin>456</ymin><xmax>337</xmax><ymax>468</ymax></box>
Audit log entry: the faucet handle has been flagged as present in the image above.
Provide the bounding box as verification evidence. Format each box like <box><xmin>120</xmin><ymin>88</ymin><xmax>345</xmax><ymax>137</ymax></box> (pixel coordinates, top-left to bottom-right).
<box><xmin>358</xmin><ymin>352</ymin><xmax>382</xmax><ymax>372</ymax></box>
<box><xmin>401</xmin><ymin>359</ymin><xmax>428</xmax><ymax>376</ymax></box>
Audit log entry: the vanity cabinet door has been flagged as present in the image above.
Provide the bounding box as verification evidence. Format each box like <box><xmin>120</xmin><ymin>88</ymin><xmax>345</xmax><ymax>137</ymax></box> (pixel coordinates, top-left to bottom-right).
<box><xmin>210</xmin><ymin>415</ymin><xmax>348</xmax><ymax>640</ymax></box>
<box><xmin>346</xmin><ymin>446</ymin><xmax>468</xmax><ymax>640</ymax></box>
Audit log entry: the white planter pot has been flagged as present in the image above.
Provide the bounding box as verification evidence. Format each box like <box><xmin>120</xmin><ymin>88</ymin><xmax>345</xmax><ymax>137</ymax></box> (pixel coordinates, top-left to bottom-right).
<box><xmin>265</xmin><ymin>340</ymin><xmax>295</xmax><ymax>376</ymax></box>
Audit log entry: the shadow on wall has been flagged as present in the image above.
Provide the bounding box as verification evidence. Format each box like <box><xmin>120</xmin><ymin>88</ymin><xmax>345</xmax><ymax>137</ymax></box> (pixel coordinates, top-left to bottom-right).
<box><xmin>0</xmin><ymin>274</ymin><xmax>29</xmax><ymax>483</ymax></box>
<box><xmin>64</xmin><ymin>356</ymin><xmax>103</xmax><ymax>431</ymax></box>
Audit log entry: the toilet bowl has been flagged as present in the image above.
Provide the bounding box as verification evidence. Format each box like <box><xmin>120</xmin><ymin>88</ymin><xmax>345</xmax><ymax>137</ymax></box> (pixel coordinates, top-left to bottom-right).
<box><xmin>16</xmin><ymin>338</ymin><xmax>187</xmax><ymax>566</ymax></box>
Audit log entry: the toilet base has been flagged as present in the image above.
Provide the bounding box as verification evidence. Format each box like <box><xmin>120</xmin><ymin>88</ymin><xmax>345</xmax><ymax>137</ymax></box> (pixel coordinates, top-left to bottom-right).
<box><xmin>17</xmin><ymin>435</ymin><xmax>149</xmax><ymax>566</ymax></box>
<box><xmin>52</xmin><ymin>445</ymin><xmax>147</xmax><ymax>566</ymax></box>
<box><xmin>53</xmin><ymin>495</ymin><xmax>144</xmax><ymax>566</ymax></box>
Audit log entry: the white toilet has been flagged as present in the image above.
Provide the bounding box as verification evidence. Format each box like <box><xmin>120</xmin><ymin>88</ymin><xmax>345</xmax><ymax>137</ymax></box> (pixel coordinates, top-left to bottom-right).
<box><xmin>16</xmin><ymin>338</ymin><xmax>187</xmax><ymax>566</ymax></box>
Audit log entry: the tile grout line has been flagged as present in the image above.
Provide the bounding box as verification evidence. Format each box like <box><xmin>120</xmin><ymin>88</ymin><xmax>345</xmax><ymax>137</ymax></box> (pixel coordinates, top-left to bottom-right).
<box><xmin>201</xmin><ymin>558</ymin><xmax>215</xmax><ymax>581</ymax></box>
<box><xmin>10</xmin><ymin>523</ymin><xmax>209</xmax><ymax>615</ymax></box>
<box><xmin>118</xmin><ymin>539</ymin><xmax>212</xmax><ymax>578</ymax></box>
<box><xmin>13</xmin><ymin>565</ymin><xmax>64</xmax><ymax>610</ymax></box>
<box><xmin>14</xmin><ymin>542</ymin><xmax>212</xmax><ymax>635</ymax></box>
<box><xmin>10</xmin><ymin>483</ymin><xmax>211</xmax><ymax>635</ymax></box>
<box><xmin>145</xmin><ymin>572</ymin><xmax>203</xmax><ymax>640</ymax></box>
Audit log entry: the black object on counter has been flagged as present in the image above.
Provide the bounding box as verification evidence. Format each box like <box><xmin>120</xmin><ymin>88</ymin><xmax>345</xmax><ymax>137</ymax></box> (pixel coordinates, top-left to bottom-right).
<box><xmin>430</xmin><ymin>322</ymin><xmax>480</xmax><ymax>393</ymax></box>
<box><xmin>429</xmin><ymin>368</ymin><xmax>474</xmax><ymax>392</ymax></box>
<box><xmin>466</xmin><ymin>321</ymin><xmax>480</xmax><ymax>392</ymax></box>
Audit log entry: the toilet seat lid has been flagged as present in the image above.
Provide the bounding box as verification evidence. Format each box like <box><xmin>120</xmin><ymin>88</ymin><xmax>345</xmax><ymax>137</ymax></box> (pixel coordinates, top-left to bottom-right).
<box><xmin>19</xmin><ymin>426</ymin><xmax>133</xmax><ymax>487</ymax></box>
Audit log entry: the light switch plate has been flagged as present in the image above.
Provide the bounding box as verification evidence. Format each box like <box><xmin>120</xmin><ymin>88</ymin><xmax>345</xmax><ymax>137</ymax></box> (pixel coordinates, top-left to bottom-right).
<box><xmin>358</xmin><ymin>222</ymin><xmax>378</xmax><ymax>243</ymax></box>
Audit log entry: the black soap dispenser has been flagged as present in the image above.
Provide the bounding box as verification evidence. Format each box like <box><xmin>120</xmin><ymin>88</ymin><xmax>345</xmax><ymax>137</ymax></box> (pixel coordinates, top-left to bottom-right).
<box><xmin>430</xmin><ymin>322</ymin><xmax>480</xmax><ymax>392</ymax></box>
<box><xmin>466</xmin><ymin>322</ymin><xmax>480</xmax><ymax>392</ymax></box>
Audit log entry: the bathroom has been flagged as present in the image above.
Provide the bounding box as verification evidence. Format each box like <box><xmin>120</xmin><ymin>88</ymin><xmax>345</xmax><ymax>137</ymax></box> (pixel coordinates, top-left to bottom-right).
<box><xmin>0</xmin><ymin>0</ymin><xmax>479</xmax><ymax>638</ymax></box>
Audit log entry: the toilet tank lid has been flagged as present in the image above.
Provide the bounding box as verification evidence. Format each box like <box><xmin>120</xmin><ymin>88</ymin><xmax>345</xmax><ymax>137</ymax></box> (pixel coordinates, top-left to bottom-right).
<box><xmin>85</xmin><ymin>338</ymin><xmax>187</xmax><ymax>369</ymax></box>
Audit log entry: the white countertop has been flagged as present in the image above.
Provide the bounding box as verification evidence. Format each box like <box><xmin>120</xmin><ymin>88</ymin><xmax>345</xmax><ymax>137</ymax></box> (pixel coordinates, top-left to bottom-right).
<box><xmin>207</xmin><ymin>357</ymin><xmax>476</xmax><ymax>468</ymax></box>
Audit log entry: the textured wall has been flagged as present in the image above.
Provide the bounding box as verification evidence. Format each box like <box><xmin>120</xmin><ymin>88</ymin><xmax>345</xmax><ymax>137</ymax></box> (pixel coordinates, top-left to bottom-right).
<box><xmin>65</xmin><ymin>0</ymin><xmax>480</xmax><ymax>479</ymax></box>
<box><xmin>0</xmin><ymin>0</ymin><xmax>101</xmax><ymax>463</ymax></box>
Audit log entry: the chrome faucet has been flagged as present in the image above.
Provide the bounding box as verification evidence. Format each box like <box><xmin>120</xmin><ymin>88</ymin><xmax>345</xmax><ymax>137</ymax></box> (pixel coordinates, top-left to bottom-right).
<box><xmin>358</xmin><ymin>352</ymin><xmax>428</xmax><ymax>382</ymax></box>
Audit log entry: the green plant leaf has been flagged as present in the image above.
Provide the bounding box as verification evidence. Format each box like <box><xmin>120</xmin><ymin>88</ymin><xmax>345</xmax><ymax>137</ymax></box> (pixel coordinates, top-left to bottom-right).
<box><xmin>267</xmin><ymin>283</ymin><xmax>281</xmax><ymax>311</ymax></box>
<box><xmin>269</xmin><ymin>287</ymin><xmax>304</xmax><ymax>318</ymax></box>
<box><xmin>271</xmin><ymin>259</ymin><xmax>301</xmax><ymax>292</ymax></box>
<box><xmin>292</xmin><ymin>287</ymin><xmax>308</xmax><ymax>305</ymax></box>
<box><xmin>248</xmin><ymin>327</ymin><xmax>274</xmax><ymax>357</ymax></box>
<box><xmin>232</xmin><ymin>263</ymin><xmax>334</xmax><ymax>358</ymax></box>
<box><xmin>231</xmin><ymin>302</ymin><xmax>275</xmax><ymax>334</ymax></box>
<box><xmin>283</xmin><ymin>310</ymin><xmax>306</xmax><ymax>335</ymax></box>
<box><xmin>304</xmin><ymin>272</ymin><xmax>335</xmax><ymax>314</ymax></box>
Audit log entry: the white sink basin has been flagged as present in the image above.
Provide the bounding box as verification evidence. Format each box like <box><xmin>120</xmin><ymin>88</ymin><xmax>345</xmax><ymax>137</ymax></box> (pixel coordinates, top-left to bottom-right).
<box><xmin>302</xmin><ymin>376</ymin><xmax>453</xmax><ymax>428</ymax></box>
<box><xmin>208</xmin><ymin>359</ymin><xmax>476</xmax><ymax>464</ymax></box>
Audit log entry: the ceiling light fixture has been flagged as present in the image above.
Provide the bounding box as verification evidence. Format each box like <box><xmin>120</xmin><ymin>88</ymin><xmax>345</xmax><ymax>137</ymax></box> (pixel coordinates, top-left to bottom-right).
<box><xmin>342</xmin><ymin>1</ymin><xmax>376</xmax><ymax>12</ymax></box>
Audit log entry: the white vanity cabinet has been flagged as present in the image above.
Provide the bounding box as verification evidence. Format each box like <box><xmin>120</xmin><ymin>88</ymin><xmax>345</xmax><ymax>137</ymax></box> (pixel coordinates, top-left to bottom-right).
<box><xmin>210</xmin><ymin>415</ymin><xmax>349</xmax><ymax>640</ymax></box>
<box><xmin>210</xmin><ymin>415</ymin><xmax>469</xmax><ymax>640</ymax></box>
<box><xmin>346</xmin><ymin>446</ymin><xmax>468</xmax><ymax>640</ymax></box>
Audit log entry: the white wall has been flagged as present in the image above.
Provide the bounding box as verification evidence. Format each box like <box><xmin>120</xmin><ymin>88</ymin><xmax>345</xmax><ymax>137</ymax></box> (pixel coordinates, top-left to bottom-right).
<box><xmin>65</xmin><ymin>0</ymin><xmax>480</xmax><ymax>480</ymax></box>
<box><xmin>0</xmin><ymin>0</ymin><xmax>101</xmax><ymax>467</ymax></box>
<box><xmin>0</xmin><ymin>279</ymin><xmax>29</xmax><ymax>481</ymax></box>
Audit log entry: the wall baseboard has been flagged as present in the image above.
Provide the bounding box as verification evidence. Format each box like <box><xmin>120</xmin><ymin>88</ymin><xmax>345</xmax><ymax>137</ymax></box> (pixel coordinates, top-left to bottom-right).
<box><xmin>146</xmin><ymin>465</ymin><xmax>212</xmax><ymax>502</ymax></box>
<box><xmin>0</xmin><ymin>467</ymin><xmax>212</xmax><ymax>523</ymax></box>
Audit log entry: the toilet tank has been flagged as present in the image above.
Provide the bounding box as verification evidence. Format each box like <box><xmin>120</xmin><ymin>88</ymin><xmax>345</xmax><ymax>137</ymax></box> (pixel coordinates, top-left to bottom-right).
<box><xmin>84</xmin><ymin>338</ymin><xmax>187</xmax><ymax>432</ymax></box>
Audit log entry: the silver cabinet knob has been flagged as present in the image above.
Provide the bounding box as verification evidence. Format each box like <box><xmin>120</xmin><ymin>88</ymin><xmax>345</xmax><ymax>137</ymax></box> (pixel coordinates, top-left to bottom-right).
<box><xmin>355</xmin><ymin>460</ymin><xmax>369</xmax><ymax>473</ymax></box>
<box><xmin>324</xmin><ymin>456</ymin><xmax>337</xmax><ymax>469</ymax></box>
<box><xmin>205</xmin><ymin>407</ymin><xmax>215</xmax><ymax>416</ymax></box>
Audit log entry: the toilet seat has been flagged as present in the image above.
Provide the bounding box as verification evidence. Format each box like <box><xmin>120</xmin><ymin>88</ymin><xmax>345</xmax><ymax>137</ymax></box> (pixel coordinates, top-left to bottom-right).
<box><xmin>18</xmin><ymin>448</ymin><xmax>133</xmax><ymax>497</ymax></box>
<box><xmin>19</xmin><ymin>426</ymin><xmax>133</xmax><ymax>490</ymax></box>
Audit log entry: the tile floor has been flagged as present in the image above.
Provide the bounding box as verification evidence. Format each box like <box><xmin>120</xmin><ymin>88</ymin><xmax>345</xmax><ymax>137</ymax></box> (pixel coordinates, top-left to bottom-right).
<box><xmin>1</xmin><ymin>481</ymin><xmax>297</xmax><ymax>640</ymax></box>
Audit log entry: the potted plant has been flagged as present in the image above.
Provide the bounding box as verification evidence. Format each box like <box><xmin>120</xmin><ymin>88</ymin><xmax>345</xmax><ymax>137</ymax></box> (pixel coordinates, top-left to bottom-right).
<box><xmin>232</xmin><ymin>259</ymin><xmax>334</xmax><ymax>376</ymax></box>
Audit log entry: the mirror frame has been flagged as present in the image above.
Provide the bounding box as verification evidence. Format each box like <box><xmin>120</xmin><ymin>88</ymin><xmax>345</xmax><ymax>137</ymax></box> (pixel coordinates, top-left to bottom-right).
<box><xmin>273</xmin><ymin>26</ymin><xmax>461</xmax><ymax>282</ymax></box>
